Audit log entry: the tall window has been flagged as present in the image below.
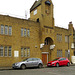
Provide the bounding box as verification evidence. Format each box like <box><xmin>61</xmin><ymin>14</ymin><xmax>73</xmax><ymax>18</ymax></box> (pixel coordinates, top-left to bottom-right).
<box><xmin>21</xmin><ymin>48</ymin><xmax>23</xmax><ymax>57</ymax></box>
<box><xmin>21</xmin><ymin>28</ymin><xmax>23</xmax><ymax>36</ymax></box>
<box><xmin>57</xmin><ymin>34</ymin><xmax>62</xmax><ymax>42</ymax></box>
<box><xmin>24</xmin><ymin>28</ymin><xmax>27</xmax><ymax>37</ymax></box>
<box><xmin>65</xmin><ymin>35</ymin><xmax>68</xmax><ymax>42</ymax></box>
<box><xmin>65</xmin><ymin>50</ymin><xmax>68</xmax><ymax>58</ymax></box>
<box><xmin>57</xmin><ymin>50</ymin><xmax>62</xmax><ymax>57</ymax></box>
<box><xmin>1</xmin><ymin>25</ymin><xmax>4</xmax><ymax>34</ymax></box>
<box><xmin>4</xmin><ymin>46</ymin><xmax>7</xmax><ymax>56</ymax></box>
<box><xmin>9</xmin><ymin>26</ymin><xmax>12</xmax><ymax>35</ymax></box>
<box><xmin>27</xmin><ymin>29</ymin><xmax>30</xmax><ymax>37</ymax></box>
<box><xmin>5</xmin><ymin>25</ymin><xmax>8</xmax><ymax>35</ymax></box>
<box><xmin>21</xmin><ymin>47</ymin><xmax>30</xmax><ymax>57</ymax></box>
<box><xmin>0</xmin><ymin>46</ymin><xmax>3</xmax><ymax>56</ymax></box>
<box><xmin>34</xmin><ymin>9</ymin><xmax>37</xmax><ymax>15</ymax></box>
<box><xmin>8</xmin><ymin>46</ymin><xmax>12</xmax><ymax>56</ymax></box>
<box><xmin>24</xmin><ymin>48</ymin><xmax>27</xmax><ymax>57</ymax></box>
<box><xmin>28</xmin><ymin>48</ymin><xmax>30</xmax><ymax>57</ymax></box>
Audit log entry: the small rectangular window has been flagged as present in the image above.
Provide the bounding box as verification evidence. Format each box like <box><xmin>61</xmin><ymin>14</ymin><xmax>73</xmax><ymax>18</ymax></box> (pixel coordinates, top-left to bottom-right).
<box><xmin>0</xmin><ymin>46</ymin><xmax>3</xmax><ymax>56</ymax></box>
<box><xmin>57</xmin><ymin>50</ymin><xmax>62</xmax><ymax>57</ymax></box>
<box><xmin>9</xmin><ymin>26</ymin><xmax>12</xmax><ymax>35</ymax></box>
<box><xmin>27</xmin><ymin>29</ymin><xmax>30</xmax><ymax>37</ymax></box>
<box><xmin>34</xmin><ymin>9</ymin><xmax>37</xmax><ymax>15</ymax></box>
<box><xmin>21</xmin><ymin>28</ymin><xmax>23</xmax><ymax>36</ymax></box>
<box><xmin>8</xmin><ymin>46</ymin><xmax>12</xmax><ymax>56</ymax></box>
<box><xmin>24</xmin><ymin>28</ymin><xmax>27</xmax><ymax>37</ymax></box>
<box><xmin>4</xmin><ymin>46</ymin><xmax>7</xmax><ymax>56</ymax></box>
<box><xmin>65</xmin><ymin>50</ymin><xmax>68</xmax><ymax>58</ymax></box>
<box><xmin>1</xmin><ymin>25</ymin><xmax>4</xmax><ymax>34</ymax></box>
<box><xmin>65</xmin><ymin>35</ymin><xmax>68</xmax><ymax>42</ymax></box>
<box><xmin>28</xmin><ymin>48</ymin><xmax>30</xmax><ymax>57</ymax></box>
<box><xmin>21</xmin><ymin>48</ymin><xmax>24</xmax><ymax>57</ymax></box>
<box><xmin>24</xmin><ymin>48</ymin><xmax>27</xmax><ymax>57</ymax></box>
<box><xmin>5</xmin><ymin>25</ymin><xmax>8</xmax><ymax>35</ymax></box>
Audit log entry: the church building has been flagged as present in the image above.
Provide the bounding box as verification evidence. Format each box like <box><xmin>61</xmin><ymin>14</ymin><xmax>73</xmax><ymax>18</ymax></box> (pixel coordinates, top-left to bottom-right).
<box><xmin>0</xmin><ymin>0</ymin><xmax>74</xmax><ymax>67</ymax></box>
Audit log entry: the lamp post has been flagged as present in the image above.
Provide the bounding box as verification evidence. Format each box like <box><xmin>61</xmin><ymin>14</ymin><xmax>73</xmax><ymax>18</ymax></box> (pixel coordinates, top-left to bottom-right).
<box><xmin>68</xmin><ymin>34</ymin><xmax>72</xmax><ymax>60</ymax></box>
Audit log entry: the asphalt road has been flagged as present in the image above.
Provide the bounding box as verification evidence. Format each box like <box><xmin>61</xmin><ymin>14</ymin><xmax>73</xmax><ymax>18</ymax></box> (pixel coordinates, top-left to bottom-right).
<box><xmin>0</xmin><ymin>66</ymin><xmax>75</xmax><ymax>75</ymax></box>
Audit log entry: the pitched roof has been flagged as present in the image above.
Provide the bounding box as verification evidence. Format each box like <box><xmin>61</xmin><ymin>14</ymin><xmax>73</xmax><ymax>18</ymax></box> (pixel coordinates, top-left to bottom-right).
<box><xmin>30</xmin><ymin>0</ymin><xmax>41</xmax><ymax>12</ymax></box>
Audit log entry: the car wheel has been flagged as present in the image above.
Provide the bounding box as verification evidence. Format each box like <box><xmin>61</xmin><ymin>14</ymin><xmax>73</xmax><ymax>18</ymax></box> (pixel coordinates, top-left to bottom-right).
<box><xmin>56</xmin><ymin>63</ymin><xmax>59</xmax><ymax>67</ymax></box>
<box><xmin>21</xmin><ymin>64</ymin><xmax>26</xmax><ymax>70</ymax></box>
<box><xmin>38</xmin><ymin>64</ymin><xmax>42</xmax><ymax>68</ymax></box>
<box><xmin>67</xmin><ymin>62</ymin><xmax>70</xmax><ymax>67</ymax></box>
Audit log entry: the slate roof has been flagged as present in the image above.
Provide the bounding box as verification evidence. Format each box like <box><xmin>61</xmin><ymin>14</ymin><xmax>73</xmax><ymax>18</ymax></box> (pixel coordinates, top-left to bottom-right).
<box><xmin>30</xmin><ymin>0</ymin><xmax>41</xmax><ymax>12</ymax></box>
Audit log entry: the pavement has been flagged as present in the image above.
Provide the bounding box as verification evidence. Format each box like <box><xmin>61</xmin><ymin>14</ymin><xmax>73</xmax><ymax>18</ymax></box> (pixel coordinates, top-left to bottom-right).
<box><xmin>0</xmin><ymin>64</ymin><xmax>75</xmax><ymax>70</ymax></box>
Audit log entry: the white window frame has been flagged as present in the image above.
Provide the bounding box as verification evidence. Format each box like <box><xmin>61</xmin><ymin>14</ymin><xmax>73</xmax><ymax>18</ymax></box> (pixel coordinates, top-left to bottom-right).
<box><xmin>4</xmin><ymin>46</ymin><xmax>8</xmax><ymax>57</ymax></box>
<box><xmin>21</xmin><ymin>48</ymin><xmax>24</xmax><ymax>57</ymax></box>
<box><xmin>24</xmin><ymin>28</ymin><xmax>27</xmax><ymax>37</ymax></box>
<box><xmin>0</xmin><ymin>46</ymin><xmax>3</xmax><ymax>57</ymax></box>
<box><xmin>1</xmin><ymin>25</ymin><xmax>4</xmax><ymax>34</ymax></box>
<box><xmin>28</xmin><ymin>48</ymin><xmax>30</xmax><ymax>57</ymax></box>
<box><xmin>9</xmin><ymin>26</ymin><xmax>12</xmax><ymax>35</ymax></box>
<box><xmin>21</xmin><ymin>28</ymin><xmax>23</xmax><ymax>36</ymax></box>
<box><xmin>24</xmin><ymin>48</ymin><xmax>27</xmax><ymax>57</ymax></box>
<box><xmin>34</xmin><ymin>9</ymin><xmax>37</xmax><ymax>15</ymax></box>
<box><xmin>5</xmin><ymin>25</ymin><xmax>8</xmax><ymax>35</ymax></box>
<box><xmin>8</xmin><ymin>46</ymin><xmax>12</xmax><ymax>57</ymax></box>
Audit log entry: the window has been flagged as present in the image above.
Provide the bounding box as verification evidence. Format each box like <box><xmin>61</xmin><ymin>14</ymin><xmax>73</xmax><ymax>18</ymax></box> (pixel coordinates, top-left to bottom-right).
<box><xmin>57</xmin><ymin>50</ymin><xmax>62</xmax><ymax>57</ymax></box>
<box><xmin>4</xmin><ymin>46</ymin><xmax>7</xmax><ymax>56</ymax></box>
<box><xmin>0</xmin><ymin>46</ymin><xmax>12</xmax><ymax>57</ymax></box>
<box><xmin>24</xmin><ymin>48</ymin><xmax>27</xmax><ymax>57</ymax></box>
<box><xmin>9</xmin><ymin>26</ymin><xmax>12</xmax><ymax>35</ymax></box>
<box><xmin>65</xmin><ymin>50</ymin><xmax>68</xmax><ymax>58</ymax></box>
<box><xmin>24</xmin><ymin>28</ymin><xmax>27</xmax><ymax>37</ymax></box>
<box><xmin>5</xmin><ymin>25</ymin><xmax>8</xmax><ymax>35</ymax></box>
<box><xmin>8</xmin><ymin>46</ymin><xmax>12</xmax><ymax>56</ymax></box>
<box><xmin>21</xmin><ymin>47</ymin><xmax>30</xmax><ymax>57</ymax></box>
<box><xmin>28</xmin><ymin>48</ymin><xmax>30</xmax><ymax>57</ymax></box>
<box><xmin>0</xmin><ymin>46</ymin><xmax>3</xmax><ymax>56</ymax></box>
<box><xmin>21</xmin><ymin>48</ymin><xmax>24</xmax><ymax>57</ymax></box>
<box><xmin>21</xmin><ymin>28</ymin><xmax>23</xmax><ymax>36</ymax></box>
<box><xmin>27</xmin><ymin>29</ymin><xmax>30</xmax><ymax>37</ymax></box>
<box><xmin>1</xmin><ymin>25</ymin><xmax>4</xmax><ymax>34</ymax></box>
<box><xmin>57</xmin><ymin>34</ymin><xmax>62</xmax><ymax>42</ymax></box>
<box><xmin>46</xmin><ymin>29</ymin><xmax>48</xmax><ymax>33</ymax></box>
<box><xmin>34</xmin><ymin>9</ymin><xmax>37</xmax><ymax>15</ymax></box>
<box><xmin>65</xmin><ymin>35</ymin><xmax>68</xmax><ymax>42</ymax></box>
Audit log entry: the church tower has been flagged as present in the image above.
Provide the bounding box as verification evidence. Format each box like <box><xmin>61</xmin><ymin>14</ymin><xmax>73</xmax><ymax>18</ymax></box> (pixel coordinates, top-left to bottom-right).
<box><xmin>30</xmin><ymin>0</ymin><xmax>54</xmax><ymax>28</ymax></box>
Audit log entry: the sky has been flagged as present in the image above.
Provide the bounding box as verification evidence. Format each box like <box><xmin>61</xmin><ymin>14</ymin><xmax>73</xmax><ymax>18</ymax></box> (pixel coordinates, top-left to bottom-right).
<box><xmin>0</xmin><ymin>0</ymin><xmax>75</xmax><ymax>29</ymax></box>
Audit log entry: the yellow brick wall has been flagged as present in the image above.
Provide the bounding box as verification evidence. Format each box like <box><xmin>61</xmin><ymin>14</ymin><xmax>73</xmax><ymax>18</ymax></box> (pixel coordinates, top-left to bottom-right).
<box><xmin>0</xmin><ymin>15</ymin><xmax>41</xmax><ymax>67</ymax></box>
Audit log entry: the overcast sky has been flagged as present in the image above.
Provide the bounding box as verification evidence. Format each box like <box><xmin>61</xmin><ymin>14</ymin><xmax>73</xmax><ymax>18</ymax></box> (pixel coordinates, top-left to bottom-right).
<box><xmin>0</xmin><ymin>0</ymin><xmax>75</xmax><ymax>29</ymax></box>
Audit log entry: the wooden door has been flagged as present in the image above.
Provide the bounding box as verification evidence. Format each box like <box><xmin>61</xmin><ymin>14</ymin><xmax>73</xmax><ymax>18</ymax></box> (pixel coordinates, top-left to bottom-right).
<box><xmin>42</xmin><ymin>54</ymin><xmax>47</xmax><ymax>64</ymax></box>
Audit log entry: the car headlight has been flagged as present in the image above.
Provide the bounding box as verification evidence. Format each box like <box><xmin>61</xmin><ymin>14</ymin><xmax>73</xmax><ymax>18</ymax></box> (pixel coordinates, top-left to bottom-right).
<box><xmin>15</xmin><ymin>63</ymin><xmax>19</xmax><ymax>66</ymax></box>
<box><xmin>52</xmin><ymin>62</ymin><xmax>55</xmax><ymax>64</ymax></box>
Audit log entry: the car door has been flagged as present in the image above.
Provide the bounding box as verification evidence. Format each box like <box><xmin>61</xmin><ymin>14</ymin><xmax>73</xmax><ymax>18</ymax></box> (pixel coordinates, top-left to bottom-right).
<box><xmin>58</xmin><ymin>58</ymin><xmax>64</xmax><ymax>66</ymax></box>
<box><xmin>32</xmin><ymin>58</ymin><xmax>39</xmax><ymax>67</ymax></box>
<box><xmin>25</xmin><ymin>58</ymin><xmax>33</xmax><ymax>67</ymax></box>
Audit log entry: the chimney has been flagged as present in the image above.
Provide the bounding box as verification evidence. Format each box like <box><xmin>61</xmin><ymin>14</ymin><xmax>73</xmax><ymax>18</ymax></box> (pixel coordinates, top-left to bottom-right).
<box><xmin>68</xmin><ymin>21</ymin><xmax>73</xmax><ymax>30</ymax></box>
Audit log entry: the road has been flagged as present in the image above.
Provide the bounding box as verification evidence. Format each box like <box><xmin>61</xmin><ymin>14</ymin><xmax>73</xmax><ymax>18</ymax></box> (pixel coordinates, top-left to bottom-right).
<box><xmin>0</xmin><ymin>66</ymin><xmax>75</xmax><ymax>75</ymax></box>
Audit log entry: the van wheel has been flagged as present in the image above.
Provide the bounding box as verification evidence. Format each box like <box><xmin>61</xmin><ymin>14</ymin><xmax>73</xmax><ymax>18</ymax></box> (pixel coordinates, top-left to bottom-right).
<box><xmin>21</xmin><ymin>64</ymin><xmax>26</xmax><ymax>69</ymax></box>
<box><xmin>38</xmin><ymin>64</ymin><xmax>42</xmax><ymax>68</ymax></box>
<box><xmin>56</xmin><ymin>63</ymin><xmax>59</xmax><ymax>67</ymax></box>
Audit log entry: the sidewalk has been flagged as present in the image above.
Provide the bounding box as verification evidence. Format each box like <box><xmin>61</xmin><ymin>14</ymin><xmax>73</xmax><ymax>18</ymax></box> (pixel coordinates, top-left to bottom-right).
<box><xmin>0</xmin><ymin>64</ymin><xmax>75</xmax><ymax>70</ymax></box>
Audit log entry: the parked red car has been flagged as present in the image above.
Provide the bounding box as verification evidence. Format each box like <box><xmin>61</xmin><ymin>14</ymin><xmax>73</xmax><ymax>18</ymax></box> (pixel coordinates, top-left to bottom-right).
<box><xmin>47</xmin><ymin>57</ymin><xmax>70</xmax><ymax>67</ymax></box>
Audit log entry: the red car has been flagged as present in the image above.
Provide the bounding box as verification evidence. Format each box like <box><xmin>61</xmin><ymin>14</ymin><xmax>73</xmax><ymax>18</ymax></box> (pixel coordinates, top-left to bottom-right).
<box><xmin>47</xmin><ymin>57</ymin><xmax>70</xmax><ymax>67</ymax></box>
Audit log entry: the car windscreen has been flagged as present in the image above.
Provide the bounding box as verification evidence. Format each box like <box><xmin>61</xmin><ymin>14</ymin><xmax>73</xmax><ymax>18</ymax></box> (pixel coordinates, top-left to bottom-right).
<box><xmin>23</xmin><ymin>58</ymin><xmax>28</xmax><ymax>61</ymax></box>
<box><xmin>53</xmin><ymin>58</ymin><xmax>59</xmax><ymax>61</ymax></box>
